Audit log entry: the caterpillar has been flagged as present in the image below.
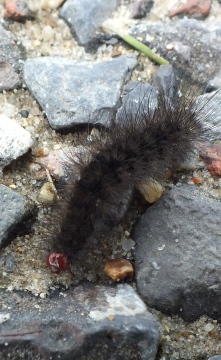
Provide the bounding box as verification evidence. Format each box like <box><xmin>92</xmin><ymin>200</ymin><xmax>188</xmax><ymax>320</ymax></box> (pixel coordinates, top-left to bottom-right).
<box><xmin>44</xmin><ymin>65</ymin><xmax>220</xmax><ymax>274</ymax></box>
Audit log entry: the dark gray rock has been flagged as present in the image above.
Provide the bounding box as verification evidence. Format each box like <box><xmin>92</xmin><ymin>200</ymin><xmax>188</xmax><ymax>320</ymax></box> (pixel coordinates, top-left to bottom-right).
<box><xmin>130</xmin><ymin>0</ymin><xmax>154</xmax><ymax>19</ymax></box>
<box><xmin>23</xmin><ymin>55</ymin><xmax>137</xmax><ymax>130</ymax></box>
<box><xmin>0</xmin><ymin>185</ymin><xmax>32</xmax><ymax>248</ymax></box>
<box><xmin>152</xmin><ymin>64</ymin><xmax>177</xmax><ymax>98</ymax></box>
<box><xmin>60</xmin><ymin>0</ymin><xmax>117</xmax><ymax>49</ymax></box>
<box><xmin>0</xmin><ymin>284</ymin><xmax>160</xmax><ymax>360</ymax></box>
<box><xmin>0</xmin><ymin>24</ymin><xmax>25</xmax><ymax>91</ymax></box>
<box><xmin>133</xmin><ymin>184</ymin><xmax>221</xmax><ymax>321</ymax></box>
<box><xmin>116</xmin><ymin>81</ymin><xmax>157</xmax><ymax>123</ymax></box>
<box><xmin>130</xmin><ymin>19</ymin><xmax>221</xmax><ymax>79</ymax></box>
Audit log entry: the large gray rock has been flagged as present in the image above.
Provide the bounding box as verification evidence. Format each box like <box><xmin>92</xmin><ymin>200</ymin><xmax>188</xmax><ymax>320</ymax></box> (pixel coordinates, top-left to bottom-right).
<box><xmin>60</xmin><ymin>0</ymin><xmax>117</xmax><ymax>49</ymax></box>
<box><xmin>133</xmin><ymin>184</ymin><xmax>221</xmax><ymax>321</ymax></box>
<box><xmin>0</xmin><ymin>185</ymin><xmax>33</xmax><ymax>248</ymax></box>
<box><xmin>23</xmin><ymin>55</ymin><xmax>137</xmax><ymax>130</ymax></box>
<box><xmin>0</xmin><ymin>284</ymin><xmax>160</xmax><ymax>359</ymax></box>
<box><xmin>0</xmin><ymin>24</ymin><xmax>25</xmax><ymax>91</ymax></box>
<box><xmin>130</xmin><ymin>19</ymin><xmax>221</xmax><ymax>79</ymax></box>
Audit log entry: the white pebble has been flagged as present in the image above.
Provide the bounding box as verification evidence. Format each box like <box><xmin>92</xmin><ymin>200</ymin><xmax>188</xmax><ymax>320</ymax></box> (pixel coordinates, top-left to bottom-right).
<box><xmin>0</xmin><ymin>313</ymin><xmax>10</xmax><ymax>324</ymax></box>
<box><xmin>0</xmin><ymin>114</ymin><xmax>34</xmax><ymax>170</ymax></box>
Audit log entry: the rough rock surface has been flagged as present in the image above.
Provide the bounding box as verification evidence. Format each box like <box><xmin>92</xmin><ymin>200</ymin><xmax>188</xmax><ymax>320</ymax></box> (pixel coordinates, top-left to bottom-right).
<box><xmin>130</xmin><ymin>19</ymin><xmax>221</xmax><ymax>78</ymax></box>
<box><xmin>0</xmin><ymin>114</ymin><xmax>34</xmax><ymax>170</ymax></box>
<box><xmin>0</xmin><ymin>284</ymin><xmax>160</xmax><ymax>360</ymax></box>
<box><xmin>0</xmin><ymin>184</ymin><xmax>33</xmax><ymax>248</ymax></box>
<box><xmin>134</xmin><ymin>184</ymin><xmax>221</xmax><ymax>321</ymax></box>
<box><xmin>23</xmin><ymin>55</ymin><xmax>137</xmax><ymax>130</ymax></box>
<box><xmin>60</xmin><ymin>0</ymin><xmax>117</xmax><ymax>49</ymax></box>
<box><xmin>0</xmin><ymin>24</ymin><xmax>25</xmax><ymax>90</ymax></box>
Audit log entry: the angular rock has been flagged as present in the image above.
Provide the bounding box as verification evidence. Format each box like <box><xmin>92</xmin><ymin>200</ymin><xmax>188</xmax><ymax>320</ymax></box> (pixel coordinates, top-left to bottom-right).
<box><xmin>169</xmin><ymin>0</ymin><xmax>212</xmax><ymax>18</ymax></box>
<box><xmin>4</xmin><ymin>0</ymin><xmax>35</xmax><ymax>22</ymax></box>
<box><xmin>0</xmin><ymin>284</ymin><xmax>160</xmax><ymax>359</ymax></box>
<box><xmin>116</xmin><ymin>81</ymin><xmax>157</xmax><ymax>123</ymax></box>
<box><xmin>130</xmin><ymin>0</ymin><xmax>154</xmax><ymax>19</ymax></box>
<box><xmin>0</xmin><ymin>185</ymin><xmax>32</xmax><ymax>248</ymax></box>
<box><xmin>0</xmin><ymin>114</ymin><xmax>34</xmax><ymax>170</ymax></box>
<box><xmin>133</xmin><ymin>184</ymin><xmax>221</xmax><ymax>321</ymax></box>
<box><xmin>0</xmin><ymin>24</ymin><xmax>25</xmax><ymax>90</ymax></box>
<box><xmin>130</xmin><ymin>19</ymin><xmax>221</xmax><ymax>79</ymax></box>
<box><xmin>60</xmin><ymin>0</ymin><xmax>117</xmax><ymax>49</ymax></box>
<box><xmin>24</xmin><ymin>55</ymin><xmax>137</xmax><ymax>130</ymax></box>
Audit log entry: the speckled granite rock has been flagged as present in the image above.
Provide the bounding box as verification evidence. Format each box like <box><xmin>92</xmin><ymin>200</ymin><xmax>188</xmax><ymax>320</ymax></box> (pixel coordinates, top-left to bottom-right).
<box><xmin>0</xmin><ymin>185</ymin><xmax>34</xmax><ymax>248</ymax></box>
<box><xmin>0</xmin><ymin>24</ymin><xmax>25</xmax><ymax>90</ymax></box>
<box><xmin>23</xmin><ymin>55</ymin><xmax>137</xmax><ymax>130</ymax></box>
<box><xmin>0</xmin><ymin>284</ymin><xmax>160</xmax><ymax>359</ymax></box>
<box><xmin>133</xmin><ymin>184</ymin><xmax>221</xmax><ymax>321</ymax></box>
<box><xmin>60</xmin><ymin>0</ymin><xmax>117</xmax><ymax>49</ymax></box>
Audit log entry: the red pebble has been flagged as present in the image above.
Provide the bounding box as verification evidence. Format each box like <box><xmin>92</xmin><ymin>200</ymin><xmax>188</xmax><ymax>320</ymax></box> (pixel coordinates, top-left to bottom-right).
<box><xmin>47</xmin><ymin>252</ymin><xmax>74</xmax><ymax>276</ymax></box>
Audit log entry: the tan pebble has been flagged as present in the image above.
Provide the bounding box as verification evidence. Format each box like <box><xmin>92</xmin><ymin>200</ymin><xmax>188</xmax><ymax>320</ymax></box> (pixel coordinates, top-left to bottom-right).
<box><xmin>136</xmin><ymin>179</ymin><xmax>164</xmax><ymax>203</ymax></box>
<box><xmin>104</xmin><ymin>258</ymin><xmax>134</xmax><ymax>281</ymax></box>
<box><xmin>41</xmin><ymin>0</ymin><xmax>65</xmax><ymax>9</ymax></box>
<box><xmin>109</xmin><ymin>315</ymin><xmax>115</xmax><ymax>321</ymax></box>
<box><xmin>111</xmin><ymin>48</ymin><xmax>122</xmax><ymax>57</ymax></box>
<box><xmin>166</xmin><ymin>43</ymin><xmax>174</xmax><ymax>51</ymax></box>
<box><xmin>17</xmin><ymin>246</ymin><xmax>25</xmax><ymax>253</ymax></box>
<box><xmin>9</xmin><ymin>184</ymin><xmax>17</xmax><ymax>189</ymax></box>
<box><xmin>37</xmin><ymin>182</ymin><xmax>57</xmax><ymax>206</ymax></box>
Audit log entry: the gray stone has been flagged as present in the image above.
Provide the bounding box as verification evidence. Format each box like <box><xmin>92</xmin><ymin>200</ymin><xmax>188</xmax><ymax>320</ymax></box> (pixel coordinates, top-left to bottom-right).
<box><xmin>152</xmin><ymin>64</ymin><xmax>177</xmax><ymax>99</ymax></box>
<box><xmin>0</xmin><ymin>284</ymin><xmax>160</xmax><ymax>359</ymax></box>
<box><xmin>23</xmin><ymin>55</ymin><xmax>137</xmax><ymax>130</ymax></box>
<box><xmin>130</xmin><ymin>19</ymin><xmax>221</xmax><ymax>79</ymax></box>
<box><xmin>60</xmin><ymin>0</ymin><xmax>116</xmax><ymax>48</ymax></box>
<box><xmin>133</xmin><ymin>184</ymin><xmax>221</xmax><ymax>321</ymax></box>
<box><xmin>116</xmin><ymin>81</ymin><xmax>157</xmax><ymax>123</ymax></box>
<box><xmin>130</xmin><ymin>0</ymin><xmax>154</xmax><ymax>19</ymax></box>
<box><xmin>208</xmin><ymin>356</ymin><xmax>221</xmax><ymax>360</ymax></box>
<box><xmin>0</xmin><ymin>114</ymin><xmax>34</xmax><ymax>170</ymax></box>
<box><xmin>195</xmin><ymin>91</ymin><xmax>221</xmax><ymax>141</ymax></box>
<box><xmin>0</xmin><ymin>24</ymin><xmax>25</xmax><ymax>91</ymax></box>
<box><xmin>0</xmin><ymin>185</ymin><xmax>31</xmax><ymax>248</ymax></box>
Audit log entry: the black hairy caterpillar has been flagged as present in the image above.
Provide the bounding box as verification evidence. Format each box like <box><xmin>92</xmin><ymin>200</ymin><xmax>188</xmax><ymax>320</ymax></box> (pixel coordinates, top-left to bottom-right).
<box><xmin>45</xmin><ymin>65</ymin><xmax>220</xmax><ymax>272</ymax></box>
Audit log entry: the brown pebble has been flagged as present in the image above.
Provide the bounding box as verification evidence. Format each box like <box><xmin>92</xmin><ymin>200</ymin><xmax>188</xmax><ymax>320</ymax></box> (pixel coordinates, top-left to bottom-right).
<box><xmin>199</xmin><ymin>143</ymin><xmax>221</xmax><ymax>177</ymax></box>
<box><xmin>104</xmin><ymin>258</ymin><xmax>134</xmax><ymax>281</ymax></box>
<box><xmin>169</xmin><ymin>0</ymin><xmax>211</xmax><ymax>18</ymax></box>
<box><xmin>4</xmin><ymin>0</ymin><xmax>35</xmax><ymax>22</ymax></box>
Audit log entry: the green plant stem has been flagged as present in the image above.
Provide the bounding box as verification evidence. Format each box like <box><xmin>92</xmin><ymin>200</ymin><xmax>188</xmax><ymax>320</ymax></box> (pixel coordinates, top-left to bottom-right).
<box><xmin>103</xmin><ymin>27</ymin><xmax>169</xmax><ymax>65</ymax></box>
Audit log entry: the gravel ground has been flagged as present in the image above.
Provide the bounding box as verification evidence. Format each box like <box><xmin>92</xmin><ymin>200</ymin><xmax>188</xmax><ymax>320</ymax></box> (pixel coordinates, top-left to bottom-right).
<box><xmin>0</xmin><ymin>0</ymin><xmax>221</xmax><ymax>359</ymax></box>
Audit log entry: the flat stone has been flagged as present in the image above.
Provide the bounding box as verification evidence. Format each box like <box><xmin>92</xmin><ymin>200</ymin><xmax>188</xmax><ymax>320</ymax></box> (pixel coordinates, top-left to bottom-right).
<box><xmin>60</xmin><ymin>0</ymin><xmax>117</xmax><ymax>49</ymax></box>
<box><xmin>116</xmin><ymin>81</ymin><xmax>157</xmax><ymax>123</ymax></box>
<box><xmin>129</xmin><ymin>19</ymin><xmax>221</xmax><ymax>79</ymax></box>
<box><xmin>0</xmin><ymin>184</ymin><xmax>31</xmax><ymax>248</ymax></box>
<box><xmin>23</xmin><ymin>55</ymin><xmax>137</xmax><ymax>130</ymax></box>
<box><xmin>0</xmin><ymin>284</ymin><xmax>160</xmax><ymax>359</ymax></box>
<box><xmin>0</xmin><ymin>24</ymin><xmax>25</xmax><ymax>90</ymax></box>
<box><xmin>0</xmin><ymin>114</ymin><xmax>34</xmax><ymax>170</ymax></box>
<box><xmin>133</xmin><ymin>184</ymin><xmax>221</xmax><ymax>321</ymax></box>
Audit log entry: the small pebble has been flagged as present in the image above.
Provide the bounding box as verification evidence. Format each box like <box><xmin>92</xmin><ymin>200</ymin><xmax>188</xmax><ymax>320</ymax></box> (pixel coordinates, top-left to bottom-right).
<box><xmin>104</xmin><ymin>258</ymin><xmax>134</xmax><ymax>281</ymax></box>
<box><xmin>20</xmin><ymin>109</ymin><xmax>29</xmax><ymax>118</ymax></box>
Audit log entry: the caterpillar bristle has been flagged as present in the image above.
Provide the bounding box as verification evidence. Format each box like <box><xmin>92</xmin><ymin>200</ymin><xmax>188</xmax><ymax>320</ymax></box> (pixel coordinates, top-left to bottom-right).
<box><xmin>44</xmin><ymin>66</ymin><xmax>220</xmax><ymax>266</ymax></box>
